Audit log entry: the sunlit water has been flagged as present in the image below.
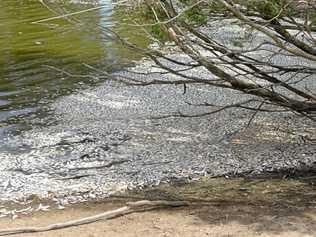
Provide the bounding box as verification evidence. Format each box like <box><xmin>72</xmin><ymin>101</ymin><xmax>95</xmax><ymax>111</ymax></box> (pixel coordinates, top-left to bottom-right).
<box><xmin>0</xmin><ymin>0</ymin><xmax>146</xmax><ymax>134</ymax></box>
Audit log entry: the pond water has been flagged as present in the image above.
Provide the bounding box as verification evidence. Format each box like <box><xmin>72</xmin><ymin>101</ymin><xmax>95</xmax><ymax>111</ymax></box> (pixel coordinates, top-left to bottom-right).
<box><xmin>0</xmin><ymin>0</ymin><xmax>146</xmax><ymax>132</ymax></box>
<box><xmin>0</xmin><ymin>1</ymin><xmax>314</xmax><ymax>205</ymax></box>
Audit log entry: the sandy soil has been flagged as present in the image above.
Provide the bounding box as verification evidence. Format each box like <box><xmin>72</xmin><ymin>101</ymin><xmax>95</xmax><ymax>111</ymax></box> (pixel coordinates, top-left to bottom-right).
<box><xmin>0</xmin><ymin>199</ymin><xmax>315</xmax><ymax>237</ymax></box>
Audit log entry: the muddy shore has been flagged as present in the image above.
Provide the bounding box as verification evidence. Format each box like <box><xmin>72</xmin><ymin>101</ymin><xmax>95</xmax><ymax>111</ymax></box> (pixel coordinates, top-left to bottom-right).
<box><xmin>0</xmin><ymin>177</ymin><xmax>315</xmax><ymax>237</ymax></box>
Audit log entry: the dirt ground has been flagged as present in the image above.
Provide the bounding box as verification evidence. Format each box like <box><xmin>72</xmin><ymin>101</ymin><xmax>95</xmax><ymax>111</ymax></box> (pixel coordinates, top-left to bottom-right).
<box><xmin>0</xmin><ymin>177</ymin><xmax>315</xmax><ymax>237</ymax></box>
<box><xmin>0</xmin><ymin>200</ymin><xmax>315</xmax><ymax>237</ymax></box>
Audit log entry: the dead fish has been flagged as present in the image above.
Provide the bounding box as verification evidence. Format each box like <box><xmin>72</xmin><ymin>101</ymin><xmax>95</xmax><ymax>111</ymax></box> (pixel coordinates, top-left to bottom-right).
<box><xmin>36</xmin><ymin>203</ymin><xmax>50</xmax><ymax>212</ymax></box>
<box><xmin>57</xmin><ymin>205</ymin><xmax>65</xmax><ymax>210</ymax></box>
<box><xmin>15</xmin><ymin>206</ymin><xmax>33</xmax><ymax>213</ymax></box>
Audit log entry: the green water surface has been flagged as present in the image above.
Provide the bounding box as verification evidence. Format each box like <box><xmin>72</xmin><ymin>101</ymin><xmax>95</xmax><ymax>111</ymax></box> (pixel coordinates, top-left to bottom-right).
<box><xmin>0</xmin><ymin>0</ymin><xmax>147</xmax><ymax>126</ymax></box>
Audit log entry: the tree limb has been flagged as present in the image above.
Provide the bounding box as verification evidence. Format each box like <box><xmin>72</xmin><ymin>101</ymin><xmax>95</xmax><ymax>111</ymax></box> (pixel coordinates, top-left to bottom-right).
<box><xmin>0</xmin><ymin>200</ymin><xmax>189</xmax><ymax>236</ymax></box>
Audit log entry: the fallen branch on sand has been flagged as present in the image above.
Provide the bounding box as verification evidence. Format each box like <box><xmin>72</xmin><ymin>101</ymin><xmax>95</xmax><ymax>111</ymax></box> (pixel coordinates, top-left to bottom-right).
<box><xmin>0</xmin><ymin>200</ymin><xmax>189</xmax><ymax>236</ymax></box>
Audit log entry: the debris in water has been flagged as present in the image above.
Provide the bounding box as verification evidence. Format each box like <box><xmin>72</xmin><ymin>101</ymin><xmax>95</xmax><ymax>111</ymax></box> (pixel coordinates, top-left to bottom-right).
<box><xmin>36</xmin><ymin>203</ymin><xmax>50</xmax><ymax>212</ymax></box>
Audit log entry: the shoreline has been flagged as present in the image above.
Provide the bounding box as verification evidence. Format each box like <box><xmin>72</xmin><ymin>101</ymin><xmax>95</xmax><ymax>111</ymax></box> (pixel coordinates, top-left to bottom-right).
<box><xmin>0</xmin><ymin>176</ymin><xmax>315</xmax><ymax>236</ymax></box>
<box><xmin>0</xmin><ymin>174</ymin><xmax>315</xmax><ymax>219</ymax></box>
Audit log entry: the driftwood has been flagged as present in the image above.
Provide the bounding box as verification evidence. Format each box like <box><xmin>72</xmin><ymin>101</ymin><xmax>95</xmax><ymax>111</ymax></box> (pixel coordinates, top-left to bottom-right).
<box><xmin>0</xmin><ymin>200</ymin><xmax>189</xmax><ymax>236</ymax></box>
